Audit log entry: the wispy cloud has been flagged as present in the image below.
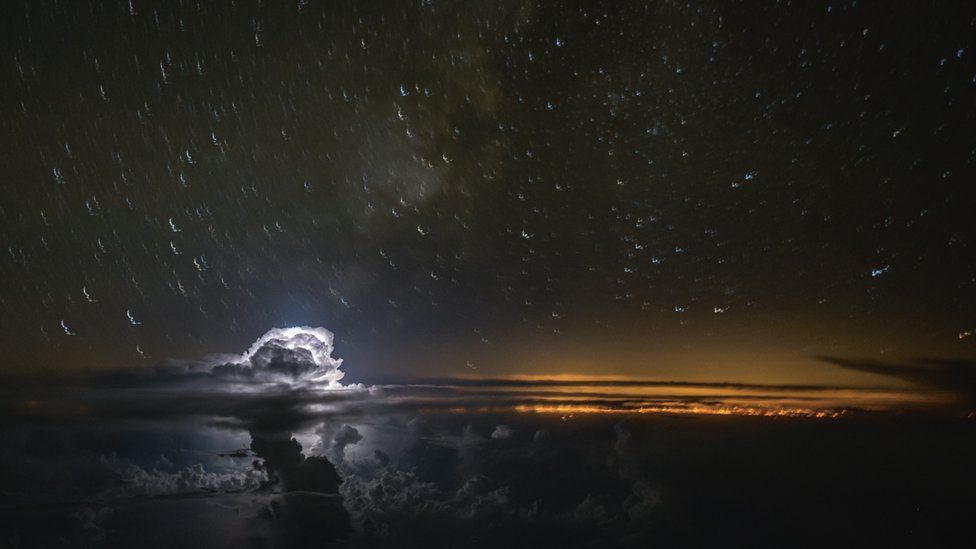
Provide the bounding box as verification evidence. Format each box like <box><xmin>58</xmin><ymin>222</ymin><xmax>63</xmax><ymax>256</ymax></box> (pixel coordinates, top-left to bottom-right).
<box><xmin>816</xmin><ymin>355</ymin><xmax>976</xmax><ymax>408</ymax></box>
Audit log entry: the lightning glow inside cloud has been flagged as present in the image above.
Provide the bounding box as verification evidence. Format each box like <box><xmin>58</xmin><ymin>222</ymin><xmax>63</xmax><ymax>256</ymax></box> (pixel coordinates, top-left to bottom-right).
<box><xmin>216</xmin><ymin>326</ymin><xmax>350</xmax><ymax>389</ymax></box>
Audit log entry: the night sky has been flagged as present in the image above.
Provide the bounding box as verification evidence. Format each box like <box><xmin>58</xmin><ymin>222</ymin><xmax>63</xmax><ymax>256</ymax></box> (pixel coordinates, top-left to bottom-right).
<box><xmin>4</xmin><ymin>2</ymin><xmax>976</xmax><ymax>547</ymax></box>
<box><xmin>3</xmin><ymin>1</ymin><xmax>976</xmax><ymax>380</ymax></box>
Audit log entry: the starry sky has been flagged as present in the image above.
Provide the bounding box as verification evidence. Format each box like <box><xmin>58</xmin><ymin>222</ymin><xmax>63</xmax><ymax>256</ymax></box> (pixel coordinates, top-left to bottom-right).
<box><xmin>2</xmin><ymin>0</ymin><xmax>975</xmax><ymax>383</ymax></box>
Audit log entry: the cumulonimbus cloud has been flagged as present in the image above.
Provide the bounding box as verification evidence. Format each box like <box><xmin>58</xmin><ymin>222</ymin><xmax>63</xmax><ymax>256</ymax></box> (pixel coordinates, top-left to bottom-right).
<box><xmin>211</xmin><ymin>326</ymin><xmax>348</xmax><ymax>389</ymax></box>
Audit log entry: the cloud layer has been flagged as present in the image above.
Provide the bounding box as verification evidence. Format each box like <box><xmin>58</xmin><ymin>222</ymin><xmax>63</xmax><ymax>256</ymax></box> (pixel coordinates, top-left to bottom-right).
<box><xmin>2</xmin><ymin>339</ymin><xmax>976</xmax><ymax>546</ymax></box>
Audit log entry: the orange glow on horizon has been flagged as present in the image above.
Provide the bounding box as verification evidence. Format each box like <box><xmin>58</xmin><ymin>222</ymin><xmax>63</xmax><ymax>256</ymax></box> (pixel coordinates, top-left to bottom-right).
<box><xmin>404</xmin><ymin>373</ymin><xmax>953</xmax><ymax>418</ymax></box>
<box><xmin>512</xmin><ymin>403</ymin><xmax>845</xmax><ymax>418</ymax></box>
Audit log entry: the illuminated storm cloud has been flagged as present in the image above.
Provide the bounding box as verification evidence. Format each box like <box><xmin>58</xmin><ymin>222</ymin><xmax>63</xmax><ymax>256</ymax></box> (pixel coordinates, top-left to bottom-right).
<box><xmin>211</xmin><ymin>326</ymin><xmax>347</xmax><ymax>389</ymax></box>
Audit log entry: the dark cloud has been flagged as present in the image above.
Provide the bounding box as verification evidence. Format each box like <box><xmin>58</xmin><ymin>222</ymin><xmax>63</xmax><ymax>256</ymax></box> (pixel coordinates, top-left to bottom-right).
<box><xmin>101</xmin><ymin>454</ymin><xmax>266</xmax><ymax>498</ymax></box>
<box><xmin>817</xmin><ymin>355</ymin><xmax>976</xmax><ymax>408</ymax></box>
<box><xmin>249</xmin><ymin>432</ymin><xmax>341</xmax><ymax>495</ymax></box>
<box><xmin>331</xmin><ymin>424</ymin><xmax>364</xmax><ymax>461</ymax></box>
<box><xmin>4</xmin><ymin>399</ymin><xmax>976</xmax><ymax>547</ymax></box>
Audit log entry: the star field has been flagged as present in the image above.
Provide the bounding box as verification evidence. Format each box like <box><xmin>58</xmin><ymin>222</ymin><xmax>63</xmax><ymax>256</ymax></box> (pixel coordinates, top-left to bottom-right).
<box><xmin>1</xmin><ymin>0</ymin><xmax>975</xmax><ymax>378</ymax></box>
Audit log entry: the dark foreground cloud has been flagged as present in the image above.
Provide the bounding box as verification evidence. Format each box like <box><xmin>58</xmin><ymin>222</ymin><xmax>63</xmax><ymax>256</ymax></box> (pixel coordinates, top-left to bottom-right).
<box><xmin>817</xmin><ymin>355</ymin><xmax>976</xmax><ymax>409</ymax></box>
<box><xmin>6</xmin><ymin>409</ymin><xmax>976</xmax><ymax>547</ymax></box>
